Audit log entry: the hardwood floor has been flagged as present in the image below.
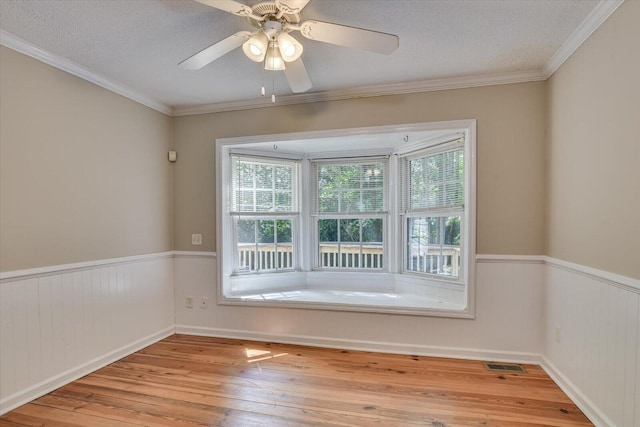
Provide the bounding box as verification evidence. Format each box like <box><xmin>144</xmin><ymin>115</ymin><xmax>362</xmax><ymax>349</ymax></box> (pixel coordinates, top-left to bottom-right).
<box><xmin>0</xmin><ymin>334</ymin><xmax>592</xmax><ymax>426</ymax></box>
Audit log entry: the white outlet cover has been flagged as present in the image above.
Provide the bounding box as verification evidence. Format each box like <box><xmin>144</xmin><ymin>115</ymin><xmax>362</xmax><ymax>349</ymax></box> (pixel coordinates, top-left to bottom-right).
<box><xmin>200</xmin><ymin>297</ymin><xmax>208</xmax><ymax>309</ymax></box>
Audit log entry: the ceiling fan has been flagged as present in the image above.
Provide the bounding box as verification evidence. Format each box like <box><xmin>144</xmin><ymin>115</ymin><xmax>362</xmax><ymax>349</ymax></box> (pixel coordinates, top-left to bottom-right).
<box><xmin>179</xmin><ymin>0</ymin><xmax>399</xmax><ymax>94</ymax></box>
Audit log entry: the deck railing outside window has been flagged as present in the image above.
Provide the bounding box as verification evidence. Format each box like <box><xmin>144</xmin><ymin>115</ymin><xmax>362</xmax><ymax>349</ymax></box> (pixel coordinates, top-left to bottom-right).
<box><xmin>238</xmin><ymin>244</ymin><xmax>460</xmax><ymax>275</ymax></box>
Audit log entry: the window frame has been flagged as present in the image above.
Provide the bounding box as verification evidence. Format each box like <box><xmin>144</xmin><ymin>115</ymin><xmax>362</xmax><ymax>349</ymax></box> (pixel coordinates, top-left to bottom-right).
<box><xmin>229</xmin><ymin>155</ymin><xmax>300</xmax><ymax>275</ymax></box>
<box><xmin>400</xmin><ymin>139</ymin><xmax>466</xmax><ymax>283</ymax></box>
<box><xmin>310</xmin><ymin>157</ymin><xmax>389</xmax><ymax>272</ymax></box>
<box><xmin>216</xmin><ymin>120</ymin><xmax>476</xmax><ymax>318</ymax></box>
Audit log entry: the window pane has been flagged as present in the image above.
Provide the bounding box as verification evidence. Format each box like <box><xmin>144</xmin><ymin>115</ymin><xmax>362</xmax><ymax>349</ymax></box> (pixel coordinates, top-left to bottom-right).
<box><xmin>363</xmin><ymin>189</ymin><xmax>383</xmax><ymax>211</ymax></box>
<box><xmin>255</xmin><ymin>164</ymin><xmax>273</xmax><ymax>189</ymax></box>
<box><xmin>238</xmin><ymin>162</ymin><xmax>254</xmax><ymax>187</ymax></box>
<box><xmin>318</xmin><ymin>219</ymin><xmax>338</xmax><ymax>242</ymax></box>
<box><xmin>275</xmin><ymin>220</ymin><xmax>293</xmax><ymax>269</ymax></box>
<box><xmin>275</xmin><ymin>191</ymin><xmax>292</xmax><ymax>211</ymax></box>
<box><xmin>275</xmin><ymin>220</ymin><xmax>290</xmax><ymax>242</ymax></box>
<box><xmin>318</xmin><ymin>219</ymin><xmax>338</xmax><ymax>267</ymax></box>
<box><xmin>237</xmin><ymin>219</ymin><xmax>255</xmax><ymax>243</ymax></box>
<box><xmin>362</xmin><ymin>218</ymin><xmax>383</xmax><ymax>269</ymax></box>
<box><xmin>406</xmin><ymin>216</ymin><xmax>460</xmax><ymax>277</ymax></box>
<box><xmin>239</xmin><ymin>191</ymin><xmax>254</xmax><ymax>212</ymax></box>
<box><xmin>274</xmin><ymin>166</ymin><xmax>292</xmax><ymax>190</ymax></box>
<box><xmin>236</xmin><ymin>219</ymin><xmax>255</xmax><ymax>272</ymax></box>
<box><xmin>340</xmin><ymin>219</ymin><xmax>360</xmax><ymax>243</ymax></box>
<box><xmin>256</xmin><ymin>191</ymin><xmax>273</xmax><ymax>212</ymax></box>
<box><xmin>363</xmin><ymin>164</ymin><xmax>383</xmax><ymax>188</ymax></box>
<box><xmin>319</xmin><ymin>190</ymin><xmax>339</xmax><ymax>212</ymax></box>
<box><xmin>362</xmin><ymin>218</ymin><xmax>383</xmax><ymax>242</ymax></box>
<box><xmin>341</xmin><ymin>190</ymin><xmax>360</xmax><ymax>212</ymax></box>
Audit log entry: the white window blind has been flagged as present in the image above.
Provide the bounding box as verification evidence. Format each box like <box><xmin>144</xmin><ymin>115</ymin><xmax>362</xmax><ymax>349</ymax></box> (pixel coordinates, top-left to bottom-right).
<box><xmin>401</xmin><ymin>145</ymin><xmax>464</xmax><ymax>213</ymax></box>
<box><xmin>231</xmin><ymin>156</ymin><xmax>298</xmax><ymax>214</ymax></box>
<box><xmin>311</xmin><ymin>158</ymin><xmax>388</xmax><ymax>214</ymax></box>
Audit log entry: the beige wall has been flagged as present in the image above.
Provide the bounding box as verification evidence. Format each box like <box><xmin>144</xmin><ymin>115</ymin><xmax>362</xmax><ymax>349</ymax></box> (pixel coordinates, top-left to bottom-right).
<box><xmin>546</xmin><ymin>0</ymin><xmax>640</xmax><ymax>279</ymax></box>
<box><xmin>173</xmin><ymin>82</ymin><xmax>546</xmax><ymax>255</ymax></box>
<box><xmin>13</xmin><ymin>0</ymin><xmax>637</xmax><ymax>278</ymax></box>
<box><xmin>0</xmin><ymin>46</ymin><xmax>173</xmax><ymax>271</ymax></box>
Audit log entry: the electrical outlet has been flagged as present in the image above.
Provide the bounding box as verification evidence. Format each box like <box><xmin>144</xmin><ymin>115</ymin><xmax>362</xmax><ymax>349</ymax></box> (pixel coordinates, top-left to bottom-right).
<box><xmin>200</xmin><ymin>297</ymin><xmax>208</xmax><ymax>309</ymax></box>
<box><xmin>186</xmin><ymin>296</ymin><xmax>193</xmax><ymax>309</ymax></box>
<box><xmin>555</xmin><ymin>326</ymin><xmax>561</xmax><ymax>343</ymax></box>
<box><xmin>191</xmin><ymin>234</ymin><xmax>202</xmax><ymax>245</ymax></box>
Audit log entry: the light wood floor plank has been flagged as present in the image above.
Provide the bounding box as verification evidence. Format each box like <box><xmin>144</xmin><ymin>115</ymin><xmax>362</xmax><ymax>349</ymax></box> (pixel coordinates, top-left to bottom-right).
<box><xmin>0</xmin><ymin>334</ymin><xmax>592</xmax><ymax>426</ymax></box>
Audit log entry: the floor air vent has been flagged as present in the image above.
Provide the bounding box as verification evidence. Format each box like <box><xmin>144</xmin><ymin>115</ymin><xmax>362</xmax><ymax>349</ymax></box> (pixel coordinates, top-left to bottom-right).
<box><xmin>484</xmin><ymin>363</ymin><xmax>527</xmax><ymax>373</ymax></box>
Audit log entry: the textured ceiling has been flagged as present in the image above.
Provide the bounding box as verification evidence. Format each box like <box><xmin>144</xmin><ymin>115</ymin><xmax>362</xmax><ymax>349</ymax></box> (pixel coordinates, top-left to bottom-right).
<box><xmin>0</xmin><ymin>0</ymin><xmax>601</xmax><ymax>110</ymax></box>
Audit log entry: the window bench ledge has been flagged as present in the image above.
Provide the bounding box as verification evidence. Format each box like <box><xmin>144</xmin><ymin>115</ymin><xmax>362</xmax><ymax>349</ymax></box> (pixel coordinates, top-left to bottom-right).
<box><xmin>220</xmin><ymin>288</ymin><xmax>469</xmax><ymax>317</ymax></box>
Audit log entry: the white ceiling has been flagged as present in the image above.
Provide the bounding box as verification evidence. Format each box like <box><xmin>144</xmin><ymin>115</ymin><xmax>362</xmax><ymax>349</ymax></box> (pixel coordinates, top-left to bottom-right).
<box><xmin>0</xmin><ymin>0</ymin><xmax>614</xmax><ymax>115</ymax></box>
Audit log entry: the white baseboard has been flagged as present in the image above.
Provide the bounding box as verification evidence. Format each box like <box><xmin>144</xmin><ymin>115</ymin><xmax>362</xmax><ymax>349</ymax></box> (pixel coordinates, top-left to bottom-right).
<box><xmin>0</xmin><ymin>325</ymin><xmax>175</xmax><ymax>415</ymax></box>
<box><xmin>174</xmin><ymin>324</ymin><xmax>542</xmax><ymax>365</ymax></box>
<box><xmin>539</xmin><ymin>356</ymin><xmax>615</xmax><ymax>427</ymax></box>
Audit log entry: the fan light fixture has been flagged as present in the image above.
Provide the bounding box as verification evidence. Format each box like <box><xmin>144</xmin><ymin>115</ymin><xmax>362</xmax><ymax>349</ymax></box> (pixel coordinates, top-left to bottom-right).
<box><xmin>243</xmin><ymin>32</ymin><xmax>302</xmax><ymax>69</ymax></box>
<box><xmin>264</xmin><ymin>41</ymin><xmax>286</xmax><ymax>70</ymax></box>
<box><xmin>242</xmin><ymin>32</ymin><xmax>269</xmax><ymax>62</ymax></box>
<box><xmin>277</xmin><ymin>32</ymin><xmax>303</xmax><ymax>62</ymax></box>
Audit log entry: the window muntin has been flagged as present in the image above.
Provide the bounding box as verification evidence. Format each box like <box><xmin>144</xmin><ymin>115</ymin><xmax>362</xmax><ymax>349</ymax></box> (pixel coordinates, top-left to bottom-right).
<box><xmin>402</xmin><ymin>144</ymin><xmax>465</xmax><ymax>279</ymax></box>
<box><xmin>312</xmin><ymin>159</ymin><xmax>387</xmax><ymax>270</ymax></box>
<box><xmin>231</xmin><ymin>156</ymin><xmax>298</xmax><ymax>273</ymax></box>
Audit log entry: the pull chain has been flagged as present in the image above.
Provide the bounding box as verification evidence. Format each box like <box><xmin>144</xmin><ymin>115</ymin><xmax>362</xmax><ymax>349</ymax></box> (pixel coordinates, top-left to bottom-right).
<box><xmin>271</xmin><ymin>64</ymin><xmax>276</xmax><ymax>103</ymax></box>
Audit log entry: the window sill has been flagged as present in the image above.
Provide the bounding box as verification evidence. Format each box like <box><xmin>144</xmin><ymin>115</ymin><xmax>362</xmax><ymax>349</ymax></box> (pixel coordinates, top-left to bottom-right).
<box><xmin>219</xmin><ymin>288</ymin><xmax>470</xmax><ymax>317</ymax></box>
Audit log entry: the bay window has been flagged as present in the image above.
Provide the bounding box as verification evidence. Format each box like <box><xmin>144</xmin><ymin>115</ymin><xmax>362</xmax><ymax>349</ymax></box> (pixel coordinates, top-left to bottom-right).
<box><xmin>217</xmin><ymin>120</ymin><xmax>476</xmax><ymax>317</ymax></box>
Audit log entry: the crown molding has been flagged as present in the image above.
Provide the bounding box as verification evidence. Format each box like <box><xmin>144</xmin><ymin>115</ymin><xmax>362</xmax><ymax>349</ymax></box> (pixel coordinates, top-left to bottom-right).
<box><xmin>0</xmin><ymin>30</ymin><xmax>172</xmax><ymax>116</ymax></box>
<box><xmin>171</xmin><ymin>69</ymin><xmax>546</xmax><ymax>116</ymax></box>
<box><xmin>542</xmin><ymin>0</ymin><xmax>625</xmax><ymax>78</ymax></box>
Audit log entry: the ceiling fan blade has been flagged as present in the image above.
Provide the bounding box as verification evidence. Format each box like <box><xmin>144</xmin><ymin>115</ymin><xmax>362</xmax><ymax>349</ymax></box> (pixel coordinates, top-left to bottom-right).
<box><xmin>193</xmin><ymin>0</ymin><xmax>255</xmax><ymax>18</ymax></box>
<box><xmin>298</xmin><ymin>20</ymin><xmax>399</xmax><ymax>54</ymax></box>
<box><xmin>179</xmin><ymin>31</ymin><xmax>252</xmax><ymax>70</ymax></box>
<box><xmin>284</xmin><ymin>58</ymin><xmax>313</xmax><ymax>93</ymax></box>
<box><xmin>275</xmin><ymin>0</ymin><xmax>310</xmax><ymax>14</ymax></box>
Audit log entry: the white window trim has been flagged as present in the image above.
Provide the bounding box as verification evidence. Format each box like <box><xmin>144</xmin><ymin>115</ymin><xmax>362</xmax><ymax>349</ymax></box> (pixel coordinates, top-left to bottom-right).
<box><xmin>310</xmin><ymin>156</ymin><xmax>389</xmax><ymax>271</ymax></box>
<box><xmin>399</xmin><ymin>139</ymin><xmax>466</xmax><ymax>283</ymax></box>
<box><xmin>229</xmin><ymin>155</ymin><xmax>300</xmax><ymax>274</ymax></box>
<box><xmin>216</xmin><ymin>120</ymin><xmax>476</xmax><ymax>318</ymax></box>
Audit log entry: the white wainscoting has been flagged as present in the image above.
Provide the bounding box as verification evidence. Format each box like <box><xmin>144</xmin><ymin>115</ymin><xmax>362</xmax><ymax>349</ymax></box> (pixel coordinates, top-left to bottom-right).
<box><xmin>0</xmin><ymin>253</ymin><xmax>175</xmax><ymax>414</ymax></box>
<box><xmin>175</xmin><ymin>252</ymin><xmax>544</xmax><ymax>362</ymax></box>
<box><xmin>542</xmin><ymin>257</ymin><xmax>639</xmax><ymax>427</ymax></box>
<box><xmin>3</xmin><ymin>251</ymin><xmax>637</xmax><ymax>425</ymax></box>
